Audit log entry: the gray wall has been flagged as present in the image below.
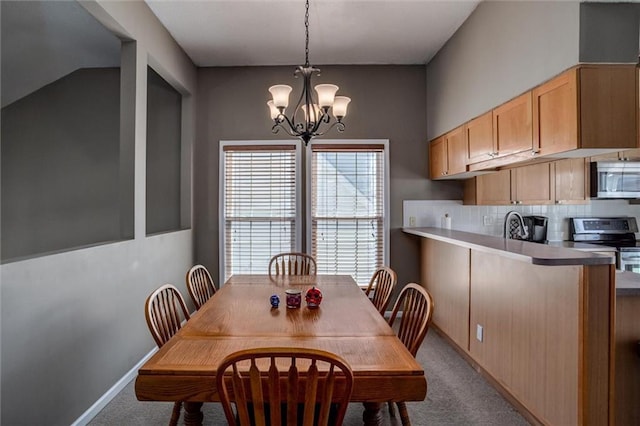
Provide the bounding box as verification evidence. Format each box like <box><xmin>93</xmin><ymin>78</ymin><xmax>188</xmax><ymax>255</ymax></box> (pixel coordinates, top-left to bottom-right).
<box><xmin>195</xmin><ymin>65</ymin><xmax>461</xmax><ymax>294</ymax></box>
<box><xmin>580</xmin><ymin>2</ymin><xmax>640</xmax><ymax>63</ymax></box>
<box><xmin>146</xmin><ymin>66</ymin><xmax>183</xmax><ymax>235</ymax></box>
<box><xmin>0</xmin><ymin>1</ymin><xmax>197</xmax><ymax>424</ymax></box>
<box><xmin>1</xmin><ymin>68</ymin><xmax>123</xmax><ymax>261</ymax></box>
<box><xmin>426</xmin><ymin>1</ymin><xmax>640</xmax><ymax>140</ymax></box>
<box><xmin>426</xmin><ymin>0</ymin><xmax>580</xmax><ymax>139</ymax></box>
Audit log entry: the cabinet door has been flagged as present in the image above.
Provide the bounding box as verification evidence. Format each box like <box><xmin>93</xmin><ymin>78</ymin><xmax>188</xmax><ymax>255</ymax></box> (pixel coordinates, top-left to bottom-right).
<box><xmin>493</xmin><ymin>92</ymin><xmax>533</xmax><ymax>157</ymax></box>
<box><xmin>474</xmin><ymin>169</ymin><xmax>512</xmax><ymax>205</ymax></box>
<box><xmin>533</xmin><ymin>69</ymin><xmax>578</xmax><ymax>156</ymax></box>
<box><xmin>446</xmin><ymin>125</ymin><xmax>467</xmax><ymax>175</ymax></box>
<box><xmin>512</xmin><ymin>162</ymin><xmax>554</xmax><ymax>205</ymax></box>
<box><xmin>580</xmin><ymin>66</ymin><xmax>637</xmax><ymax>150</ymax></box>
<box><xmin>467</xmin><ymin>112</ymin><xmax>494</xmax><ymax>164</ymax></box>
<box><xmin>429</xmin><ymin>136</ymin><xmax>447</xmax><ymax>179</ymax></box>
<box><xmin>554</xmin><ymin>158</ymin><xmax>588</xmax><ymax>204</ymax></box>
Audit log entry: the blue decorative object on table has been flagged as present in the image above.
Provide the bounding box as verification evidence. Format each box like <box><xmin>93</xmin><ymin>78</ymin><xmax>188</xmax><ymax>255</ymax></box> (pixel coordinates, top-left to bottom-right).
<box><xmin>270</xmin><ymin>294</ymin><xmax>280</xmax><ymax>308</ymax></box>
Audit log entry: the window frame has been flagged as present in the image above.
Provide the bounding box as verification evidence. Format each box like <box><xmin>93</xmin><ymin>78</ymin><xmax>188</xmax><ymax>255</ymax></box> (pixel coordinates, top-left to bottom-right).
<box><xmin>305</xmin><ymin>140</ymin><xmax>390</xmax><ymax>285</ymax></box>
<box><xmin>219</xmin><ymin>140</ymin><xmax>303</xmax><ymax>283</ymax></box>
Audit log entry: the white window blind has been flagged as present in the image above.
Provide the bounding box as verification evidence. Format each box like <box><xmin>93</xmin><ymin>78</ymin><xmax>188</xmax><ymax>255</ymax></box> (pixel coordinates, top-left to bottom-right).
<box><xmin>311</xmin><ymin>144</ymin><xmax>385</xmax><ymax>285</ymax></box>
<box><xmin>223</xmin><ymin>145</ymin><xmax>297</xmax><ymax>281</ymax></box>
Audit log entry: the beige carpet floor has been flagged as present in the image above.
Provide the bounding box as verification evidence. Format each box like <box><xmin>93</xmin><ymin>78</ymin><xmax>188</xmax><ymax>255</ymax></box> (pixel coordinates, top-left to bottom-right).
<box><xmin>89</xmin><ymin>330</ymin><xmax>529</xmax><ymax>425</ymax></box>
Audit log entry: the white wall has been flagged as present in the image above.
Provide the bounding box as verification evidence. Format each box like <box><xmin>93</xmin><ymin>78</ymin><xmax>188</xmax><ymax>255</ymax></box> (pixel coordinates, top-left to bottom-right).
<box><xmin>0</xmin><ymin>1</ymin><xmax>197</xmax><ymax>424</ymax></box>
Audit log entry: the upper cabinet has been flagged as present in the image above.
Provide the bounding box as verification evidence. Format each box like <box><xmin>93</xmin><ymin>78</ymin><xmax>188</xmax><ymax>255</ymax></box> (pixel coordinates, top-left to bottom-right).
<box><xmin>554</xmin><ymin>157</ymin><xmax>588</xmax><ymax>204</ymax></box>
<box><xmin>466</xmin><ymin>111</ymin><xmax>494</xmax><ymax>164</ymax></box>
<box><xmin>493</xmin><ymin>92</ymin><xmax>533</xmax><ymax>159</ymax></box>
<box><xmin>533</xmin><ymin>65</ymin><xmax>637</xmax><ymax>157</ymax></box>
<box><xmin>463</xmin><ymin>162</ymin><xmax>554</xmax><ymax>206</ymax></box>
<box><xmin>464</xmin><ymin>158</ymin><xmax>588</xmax><ymax>206</ymax></box>
<box><xmin>429</xmin><ymin>64</ymin><xmax>639</xmax><ymax>180</ymax></box>
<box><xmin>429</xmin><ymin>125</ymin><xmax>467</xmax><ymax>179</ymax></box>
<box><xmin>532</xmin><ymin>69</ymin><xmax>578</xmax><ymax>156</ymax></box>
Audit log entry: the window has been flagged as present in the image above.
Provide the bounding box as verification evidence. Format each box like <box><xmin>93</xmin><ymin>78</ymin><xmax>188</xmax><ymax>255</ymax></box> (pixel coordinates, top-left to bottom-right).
<box><xmin>220</xmin><ymin>143</ymin><xmax>300</xmax><ymax>281</ymax></box>
<box><xmin>309</xmin><ymin>144</ymin><xmax>387</xmax><ymax>285</ymax></box>
<box><xmin>220</xmin><ymin>140</ymin><xmax>387</xmax><ymax>286</ymax></box>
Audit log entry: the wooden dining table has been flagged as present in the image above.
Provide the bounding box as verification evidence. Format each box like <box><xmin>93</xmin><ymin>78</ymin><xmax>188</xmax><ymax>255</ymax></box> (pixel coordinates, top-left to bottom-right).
<box><xmin>135</xmin><ymin>274</ymin><xmax>427</xmax><ymax>425</ymax></box>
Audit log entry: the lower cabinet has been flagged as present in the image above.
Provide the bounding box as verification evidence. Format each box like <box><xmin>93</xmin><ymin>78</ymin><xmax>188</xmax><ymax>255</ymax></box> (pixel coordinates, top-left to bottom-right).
<box><xmin>419</xmin><ymin>237</ymin><xmax>614</xmax><ymax>425</ymax></box>
<box><xmin>616</xmin><ymin>295</ymin><xmax>640</xmax><ymax>425</ymax></box>
<box><xmin>420</xmin><ymin>238</ymin><xmax>470</xmax><ymax>350</ymax></box>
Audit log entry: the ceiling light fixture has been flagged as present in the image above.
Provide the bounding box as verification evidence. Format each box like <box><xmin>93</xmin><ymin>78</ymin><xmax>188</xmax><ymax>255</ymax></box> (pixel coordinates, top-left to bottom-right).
<box><xmin>267</xmin><ymin>0</ymin><xmax>351</xmax><ymax>146</ymax></box>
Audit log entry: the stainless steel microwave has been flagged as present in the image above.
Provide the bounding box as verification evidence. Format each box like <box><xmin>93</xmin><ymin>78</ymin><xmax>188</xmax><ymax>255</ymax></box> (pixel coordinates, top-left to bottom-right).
<box><xmin>591</xmin><ymin>161</ymin><xmax>640</xmax><ymax>199</ymax></box>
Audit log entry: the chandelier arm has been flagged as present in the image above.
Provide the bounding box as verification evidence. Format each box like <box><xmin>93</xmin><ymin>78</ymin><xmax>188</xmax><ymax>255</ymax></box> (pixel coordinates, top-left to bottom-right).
<box><xmin>272</xmin><ymin>120</ymin><xmax>301</xmax><ymax>138</ymax></box>
<box><xmin>314</xmin><ymin>120</ymin><xmax>346</xmax><ymax>137</ymax></box>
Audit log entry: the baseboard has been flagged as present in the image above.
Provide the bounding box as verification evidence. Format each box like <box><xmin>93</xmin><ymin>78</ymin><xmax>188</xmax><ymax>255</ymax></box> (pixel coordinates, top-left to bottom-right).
<box><xmin>71</xmin><ymin>347</ymin><xmax>158</xmax><ymax>426</ymax></box>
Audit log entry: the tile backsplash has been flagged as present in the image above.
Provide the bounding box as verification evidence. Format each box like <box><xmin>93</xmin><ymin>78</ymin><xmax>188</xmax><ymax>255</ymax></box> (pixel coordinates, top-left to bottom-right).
<box><xmin>403</xmin><ymin>200</ymin><xmax>640</xmax><ymax>241</ymax></box>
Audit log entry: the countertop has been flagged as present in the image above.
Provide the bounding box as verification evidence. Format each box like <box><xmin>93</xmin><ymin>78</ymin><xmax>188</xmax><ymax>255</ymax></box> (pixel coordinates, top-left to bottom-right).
<box><xmin>402</xmin><ymin>227</ymin><xmax>614</xmax><ymax>266</ymax></box>
<box><xmin>403</xmin><ymin>227</ymin><xmax>640</xmax><ymax>296</ymax></box>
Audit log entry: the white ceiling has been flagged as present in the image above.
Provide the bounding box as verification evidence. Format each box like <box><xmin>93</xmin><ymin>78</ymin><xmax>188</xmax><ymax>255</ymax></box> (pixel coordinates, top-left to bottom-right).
<box><xmin>145</xmin><ymin>0</ymin><xmax>481</xmax><ymax>66</ymax></box>
<box><xmin>1</xmin><ymin>0</ymin><xmax>480</xmax><ymax>107</ymax></box>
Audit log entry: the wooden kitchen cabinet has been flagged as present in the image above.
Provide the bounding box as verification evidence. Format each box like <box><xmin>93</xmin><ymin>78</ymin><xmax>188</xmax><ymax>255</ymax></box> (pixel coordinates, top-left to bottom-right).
<box><xmin>464</xmin><ymin>169</ymin><xmax>512</xmax><ymax>205</ymax></box>
<box><xmin>429</xmin><ymin>125</ymin><xmax>467</xmax><ymax>179</ymax></box>
<box><xmin>466</xmin><ymin>111</ymin><xmax>494</xmax><ymax>164</ymax></box>
<box><xmin>532</xmin><ymin>69</ymin><xmax>578</xmax><ymax>156</ymax></box>
<box><xmin>429</xmin><ymin>136</ymin><xmax>447</xmax><ymax>179</ymax></box>
<box><xmin>553</xmin><ymin>157</ymin><xmax>588</xmax><ymax>204</ymax></box>
<box><xmin>492</xmin><ymin>92</ymin><xmax>533</xmax><ymax>158</ymax></box>
<box><xmin>464</xmin><ymin>162</ymin><xmax>554</xmax><ymax>205</ymax></box>
<box><xmin>534</xmin><ymin>65</ymin><xmax>638</xmax><ymax>156</ymax></box>
<box><xmin>512</xmin><ymin>162</ymin><xmax>554</xmax><ymax>205</ymax></box>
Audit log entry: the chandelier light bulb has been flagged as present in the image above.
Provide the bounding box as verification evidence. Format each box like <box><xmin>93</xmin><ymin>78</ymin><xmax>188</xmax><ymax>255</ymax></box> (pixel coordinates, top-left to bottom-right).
<box><xmin>314</xmin><ymin>84</ymin><xmax>339</xmax><ymax>109</ymax></box>
<box><xmin>301</xmin><ymin>104</ymin><xmax>320</xmax><ymax>123</ymax></box>
<box><xmin>267</xmin><ymin>100</ymin><xmax>280</xmax><ymax>120</ymax></box>
<box><xmin>268</xmin><ymin>85</ymin><xmax>292</xmax><ymax>109</ymax></box>
<box><xmin>332</xmin><ymin>96</ymin><xmax>351</xmax><ymax>119</ymax></box>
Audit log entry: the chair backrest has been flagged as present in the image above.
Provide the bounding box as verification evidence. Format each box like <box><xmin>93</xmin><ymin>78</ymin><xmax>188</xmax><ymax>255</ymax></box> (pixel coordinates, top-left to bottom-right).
<box><xmin>388</xmin><ymin>283</ymin><xmax>434</xmax><ymax>357</ymax></box>
<box><xmin>269</xmin><ymin>252</ymin><xmax>317</xmax><ymax>277</ymax></box>
<box><xmin>216</xmin><ymin>347</ymin><xmax>353</xmax><ymax>426</ymax></box>
<box><xmin>144</xmin><ymin>284</ymin><xmax>191</xmax><ymax>348</ymax></box>
<box><xmin>186</xmin><ymin>264</ymin><xmax>217</xmax><ymax>310</ymax></box>
<box><xmin>364</xmin><ymin>266</ymin><xmax>398</xmax><ymax>314</ymax></box>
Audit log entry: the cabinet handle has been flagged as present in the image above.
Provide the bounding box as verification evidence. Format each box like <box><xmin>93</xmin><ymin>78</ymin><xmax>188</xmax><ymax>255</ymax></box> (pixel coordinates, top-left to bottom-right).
<box><xmin>556</xmin><ymin>200</ymin><xmax>563</xmax><ymax>204</ymax></box>
<box><xmin>516</xmin><ymin>200</ymin><xmax>522</xmax><ymax>205</ymax></box>
<box><xmin>511</xmin><ymin>201</ymin><xmax>517</xmax><ymax>205</ymax></box>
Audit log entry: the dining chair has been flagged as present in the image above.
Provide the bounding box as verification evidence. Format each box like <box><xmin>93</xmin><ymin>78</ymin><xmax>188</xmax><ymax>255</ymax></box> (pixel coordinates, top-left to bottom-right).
<box><xmin>364</xmin><ymin>266</ymin><xmax>398</xmax><ymax>315</ymax></box>
<box><xmin>144</xmin><ymin>284</ymin><xmax>191</xmax><ymax>426</ymax></box>
<box><xmin>268</xmin><ymin>252</ymin><xmax>317</xmax><ymax>277</ymax></box>
<box><xmin>387</xmin><ymin>283</ymin><xmax>434</xmax><ymax>426</ymax></box>
<box><xmin>216</xmin><ymin>347</ymin><xmax>354</xmax><ymax>426</ymax></box>
<box><xmin>186</xmin><ymin>264</ymin><xmax>217</xmax><ymax>310</ymax></box>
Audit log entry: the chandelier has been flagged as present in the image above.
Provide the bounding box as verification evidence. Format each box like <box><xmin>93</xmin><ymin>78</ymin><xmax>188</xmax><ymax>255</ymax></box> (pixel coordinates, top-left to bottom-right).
<box><xmin>267</xmin><ymin>0</ymin><xmax>351</xmax><ymax>146</ymax></box>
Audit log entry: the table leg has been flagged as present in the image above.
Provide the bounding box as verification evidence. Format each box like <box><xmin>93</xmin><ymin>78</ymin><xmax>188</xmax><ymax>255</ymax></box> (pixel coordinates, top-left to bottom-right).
<box><xmin>362</xmin><ymin>402</ymin><xmax>383</xmax><ymax>426</ymax></box>
<box><xmin>183</xmin><ymin>402</ymin><xmax>204</xmax><ymax>426</ymax></box>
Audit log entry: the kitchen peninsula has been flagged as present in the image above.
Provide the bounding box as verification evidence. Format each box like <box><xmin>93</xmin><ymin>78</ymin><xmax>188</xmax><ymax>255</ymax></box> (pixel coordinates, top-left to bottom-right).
<box><xmin>404</xmin><ymin>227</ymin><xmax>615</xmax><ymax>425</ymax></box>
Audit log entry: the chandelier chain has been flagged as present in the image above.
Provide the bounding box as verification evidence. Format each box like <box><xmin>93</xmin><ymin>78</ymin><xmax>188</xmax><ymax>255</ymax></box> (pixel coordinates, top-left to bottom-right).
<box><xmin>304</xmin><ymin>0</ymin><xmax>310</xmax><ymax>67</ymax></box>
